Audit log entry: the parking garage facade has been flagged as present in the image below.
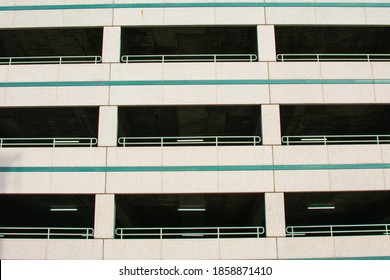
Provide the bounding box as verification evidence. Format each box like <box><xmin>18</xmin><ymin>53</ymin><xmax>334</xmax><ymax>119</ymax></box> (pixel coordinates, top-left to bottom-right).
<box><xmin>0</xmin><ymin>1</ymin><xmax>390</xmax><ymax>260</ymax></box>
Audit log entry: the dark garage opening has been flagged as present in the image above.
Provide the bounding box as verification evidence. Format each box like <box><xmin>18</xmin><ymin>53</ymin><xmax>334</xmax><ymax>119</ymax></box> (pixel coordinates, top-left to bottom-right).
<box><xmin>115</xmin><ymin>193</ymin><xmax>265</xmax><ymax>239</ymax></box>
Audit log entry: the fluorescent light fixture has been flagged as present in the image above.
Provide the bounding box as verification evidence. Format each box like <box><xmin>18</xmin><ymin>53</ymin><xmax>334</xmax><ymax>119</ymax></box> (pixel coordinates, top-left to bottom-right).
<box><xmin>182</xmin><ymin>233</ymin><xmax>204</xmax><ymax>237</ymax></box>
<box><xmin>177</xmin><ymin>208</ymin><xmax>206</xmax><ymax>212</ymax></box>
<box><xmin>301</xmin><ymin>138</ymin><xmax>327</xmax><ymax>141</ymax></box>
<box><xmin>177</xmin><ymin>139</ymin><xmax>204</xmax><ymax>142</ymax></box>
<box><xmin>307</xmin><ymin>206</ymin><xmax>335</xmax><ymax>210</ymax></box>
<box><xmin>50</xmin><ymin>208</ymin><xmax>78</xmax><ymax>212</ymax></box>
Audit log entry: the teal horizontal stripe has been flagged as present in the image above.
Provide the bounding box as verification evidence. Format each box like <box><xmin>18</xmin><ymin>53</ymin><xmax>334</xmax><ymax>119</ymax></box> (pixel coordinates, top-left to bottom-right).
<box><xmin>1</xmin><ymin>2</ymin><xmax>390</xmax><ymax>11</ymax></box>
<box><xmin>1</xmin><ymin>79</ymin><xmax>390</xmax><ymax>88</ymax></box>
<box><xmin>1</xmin><ymin>163</ymin><xmax>390</xmax><ymax>172</ymax></box>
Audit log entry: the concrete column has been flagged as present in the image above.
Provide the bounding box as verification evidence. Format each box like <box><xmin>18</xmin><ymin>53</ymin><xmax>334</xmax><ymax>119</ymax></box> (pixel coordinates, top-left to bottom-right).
<box><xmin>265</xmin><ymin>193</ymin><xmax>286</xmax><ymax>237</ymax></box>
<box><xmin>94</xmin><ymin>194</ymin><xmax>115</xmax><ymax>239</ymax></box>
<box><xmin>257</xmin><ymin>25</ymin><xmax>276</xmax><ymax>62</ymax></box>
<box><xmin>102</xmin><ymin>26</ymin><xmax>121</xmax><ymax>63</ymax></box>
<box><xmin>98</xmin><ymin>106</ymin><xmax>118</xmax><ymax>147</ymax></box>
<box><xmin>261</xmin><ymin>104</ymin><xmax>281</xmax><ymax>145</ymax></box>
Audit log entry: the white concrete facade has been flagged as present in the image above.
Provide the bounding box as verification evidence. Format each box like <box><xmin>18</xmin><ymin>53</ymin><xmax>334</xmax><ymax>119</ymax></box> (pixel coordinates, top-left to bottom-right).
<box><xmin>0</xmin><ymin>0</ymin><xmax>390</xmax><ymax>260</ymax></box>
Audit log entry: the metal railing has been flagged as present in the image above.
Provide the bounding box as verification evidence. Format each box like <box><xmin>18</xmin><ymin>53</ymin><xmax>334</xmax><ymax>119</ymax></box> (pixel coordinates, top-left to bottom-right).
<box><xmin>276</xmin><ymin>53</ymin><xmax>390</xmax><ymax>62</ymax></box>
<box><xmin>286</xmin><ymin>224</ymin><xmax>390</xmax><ymax>238</ymax></box>
<box><xmin>115</xmin><ymin>226</ymin><xmax>265</xmax><ymax>239</ymax></box>
<box><xmin>0</xmin><ymin>227</ymin><xmax>94</xmax><ymax>239</ymax></box>
<box><xmin>0</xmin><ymin>55</ymin><xmax>102</xmax><ymax>65</ymax></box>
<box><xmin>281</xmin><ymin>135</ymin><xmax>390</xmax><ymax>146</ymax></box>
<box><xmin>121</xmin><ymin>54</ymin><xmax>258</xmax><ymax>63</ymax></box>
<box><xmin>118</xmin><ymin>136</ymin><xmax>261</xmax><ymax>147</ymax></box>
<box><xmin>0</xmin><ymin>137</ymin><xmax>98</xmax><ymax>148</ymax></box>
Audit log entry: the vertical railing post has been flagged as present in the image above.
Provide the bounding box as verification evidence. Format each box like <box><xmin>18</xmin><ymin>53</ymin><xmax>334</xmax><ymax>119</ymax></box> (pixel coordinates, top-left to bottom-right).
<box><xmin>162</xmin><ymin>55</ymin><xmax>165</xmax><ymax>63</ymax></box>
<box><xmin>256</xmin><ymin>227</ymin><xmax>259</xmax><ymax>238</ymax></box>
<box><xmin>376</xmin><ymin>135</ymin><xmax>380</xmax><ymax>145</ymax></box>
<box><xmin>217</xmin><ymin>228</ymin><xmax>220</xmax><ymax>239</ymax></box>
<box><xmin>160</xmin><ymin>228</ymin><xmax>163</xmax><ymax>240</ymax></box>
<box><xmin>47</xmin><ymin>228</ymin><xmax>51</xmax><ymax>239</ymax></box>
<box><xmin>9</xmin><ymin>57</ymin><xmax>12</xmax><ymax>65</ymax></box>
<box><xmin>0</xmin><ymin>138</ymin><xmax>2</xmax><ymax>148</ymax></box>
<box><xmin>386</xmin><ymin>224</ymin><xmax>388</xmax><ymax>235</ymax></box>
<box><xmin>316</xmin><ymin>54</ymin><xmax>320</xmax><ymax>62</ymax></box>
<box><xmin>53</xmin><ymin>138</ymin><xmax>56</xmax><ymax>148</ymax></box>
<box><xmin>330</xmin><ymin>226</ymin><xmax>333</xmax><ymax>237</ymax></box>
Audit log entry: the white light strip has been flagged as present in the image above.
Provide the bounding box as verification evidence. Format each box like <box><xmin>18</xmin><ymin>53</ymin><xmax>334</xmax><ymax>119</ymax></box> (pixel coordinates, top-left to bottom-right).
<box><xmin>182</xmin><ymin>233</ymin><xmax>204</xmax><ymax>237</ymax></box>
<box><xmin>50</xmin><ymin>208</ymin><xmax>78</xmax><ymax>212</ymax></box>
<box><xmin>177</xmin><ymin>139</ymin><xmax>204</xmax><ymax>142</ymax></box>
<box><xmin>307</xmin><ymin>206</ymin><xmax>335</xmax><ymax>210</ymax></box>
<box><xmin>301</xmin><ymin>138</ymin><xmax>327</xmax><ymax>141</ymax></box>
<box><xmin>55</xmin><ymin>140</ymin><xmax>80</xmax><ymax>143</ymax></box>
<box><xmin>177</xmin><ymin>208</ymin><xmax>206</xmax><ymax>212</ymax></box>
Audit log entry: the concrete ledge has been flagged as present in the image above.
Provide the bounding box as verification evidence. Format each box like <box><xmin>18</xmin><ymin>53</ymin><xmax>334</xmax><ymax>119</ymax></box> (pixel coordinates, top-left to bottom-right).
<box><xmin>0</xmin><ymin>239</ymin><xmax>103</xmax><ymax>260</ymax></box>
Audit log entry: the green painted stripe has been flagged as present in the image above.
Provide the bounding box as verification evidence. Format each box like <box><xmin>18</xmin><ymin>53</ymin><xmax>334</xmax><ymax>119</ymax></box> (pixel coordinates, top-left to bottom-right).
<box><xmin>1</xmin><ymin>2</ymin><xmax>390</xmax><ymax>11</ymax></box>
<box><xmin>1</xmin><ymin>79</ymin><xmax>390</xmax><ymax>88</ymax></box>
<box><xmin>1</xmin><ymin>163</ymin><xmax>390</xmax><ymax>172</ymax></box>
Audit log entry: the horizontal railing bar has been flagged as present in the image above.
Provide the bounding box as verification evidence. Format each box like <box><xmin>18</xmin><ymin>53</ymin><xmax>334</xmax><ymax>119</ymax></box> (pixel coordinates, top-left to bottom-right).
<box><xmin>118</xmin><ymin>136</ymin><xmax>261</xmax><ymax>147</ymax></box>
<box><xmin>121</xmin><ymin>54</ymin><xmax>257</xmax><ymax>63</ymax></box>
<box><xmin>277</xmin><ymin>53</ymin><xmax>390</xmax><ymax>62</ymax></box>
<box><xmin>286</xmin><ymin>224</ymin><xmax>390</xmax><ymax>237</ymax></box>
<box><xmin>0</xmin><ymin>227</ymin><xmax>94</xmax><ymax>239</ymax></box>
<box><xmin>287</xmin><ymin>223</ymin><xmax>390</xmax><ymax>229</ymax></box>
<box><xmin>0</xmin><ymin>137</ymin><xmax>97</xmax><ymax>148</ymax></box>
<box><xmin>0</xmin><ymin>55</ymin><xmax>102</xmax><ymax>65</ymax></box>
<box><xmin>115</xmin><ymin>226</ymin><xmax>264</xmax><ymax>239</ymax></box>
<box><xmin>282</xmin><ymin>135</ymin><xmax>390</xmax><ymax>145</ymax></box>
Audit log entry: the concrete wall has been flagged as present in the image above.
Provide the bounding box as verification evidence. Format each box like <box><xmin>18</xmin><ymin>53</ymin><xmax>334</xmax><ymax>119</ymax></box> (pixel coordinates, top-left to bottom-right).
<box><xmin>1</xmin><ymin>0</ymin><xmax>390</xmax><ymax>260</ymax></box>
<box><xmin>2</xmin><ymin>236</ymin><xmax>388</xmax><ymax>260</ymax></box>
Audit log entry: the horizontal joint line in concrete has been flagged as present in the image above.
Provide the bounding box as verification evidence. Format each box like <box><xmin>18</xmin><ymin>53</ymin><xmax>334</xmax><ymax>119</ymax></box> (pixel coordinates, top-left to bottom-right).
<box><xmin>1</xmin><ymin>79</ymin><xmax>390</xmax><ymax>88</ymax></box>
<box><xmin>1</xmin><ymin>2</ymin><xmax>390</xmax><ymax>11</ymax></box>
<box><xmin>0</xmin><ymin>163</ymin><xmax>390</xmax><ymax>172</ymax></box>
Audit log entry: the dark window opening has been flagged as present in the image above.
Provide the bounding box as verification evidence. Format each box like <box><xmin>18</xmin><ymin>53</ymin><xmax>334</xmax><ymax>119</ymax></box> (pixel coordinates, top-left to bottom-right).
<box><xmin>0</xmin><ymin>27</ymin><xmax>103</xmax><ymax>64</ymax></box>
<box><xmin>117</xmin><ymin>105</ymin><xmax>262</xmax><ymax>147</ymax></box>
<box><xmin>115</xmin><ymin>193</ymin><xmax>265</xmax><ymax>239</ymax></box>
<box><xmin>285</xmin><ymin>191</ymin><xmax>390</xmax><ymax>237</ymax></box>
<box><xmin>121</xmin><ymin>26</ymin><xmax>258</xmax><ymax>63</ymax></box>
<box><xmin>0</xmin><ymin>195</ymin><xmax>95</xmax><ymax>239</ymax></box>
<box><xmin>0</xmin><ymin>107</ymin><xmax>99</xmax><ymax>147</ymax></box>
<box><xmin>275</xmin><ymin>26</ymin><xmax>390</xmax><ymax>62</ymax></box>
<box><xmin>280</xmin><ymin>105</ymin><xmax>390</xmax><ymax>145</ymax></box>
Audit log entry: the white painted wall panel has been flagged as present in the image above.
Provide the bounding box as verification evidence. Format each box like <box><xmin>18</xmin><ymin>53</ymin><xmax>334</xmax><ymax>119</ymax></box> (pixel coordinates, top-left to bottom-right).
<box><xmin>106</xmin><ymin>172</ymin><xmax>162</xmax><ymax>193</ymax></box>
<box><xmin>104</xmin><ymin>240</ymin><xmax>162</xmax><ymax>260</ymax></box>
<box><xmin>162</xmin><ymin>239</ymin><xmax>219</xmax><ymax>259</ymax></box>
<box><xmin>277</xmin><ymin>237</ymin><xmax>335</xmax><ymax>259</ymax></box>
<box><xmin>220</xmin><ymin>238</ymin><xmax>277</xmax><ymax>260</ymax></box>
<box><xmin>46</xmin><ymin>240</ymin><xmax>103</xmax><ymax>260</ymax></box>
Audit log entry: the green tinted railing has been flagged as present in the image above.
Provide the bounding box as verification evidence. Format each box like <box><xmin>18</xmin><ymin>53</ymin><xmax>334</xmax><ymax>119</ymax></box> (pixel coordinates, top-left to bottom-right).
<box><xmin>0</xmin><ymin>55</ymin><xmax>102</xmax><ymax>65</ymax></box>
<box><xmin>118</xmin><ymin>136</ymin><xmax>261</xmax><ymax>147</ymax></box>
<box><xmin>0</xmin><ymin>137</ymin><xmax>98</xmax><ymax>148</ymax></box>
<box><xmin>115</xmin><ymin>226</ymin><xmax>265</xmax><ymax>239</ymax></box>
<box><xmin>0</xmin><ymin>227</ymin><xmax>94</xmax><ymax>239</ymax></box>
<box><xmin>286</xmin><ymin>224</ymin><xmax>390</xmax><ymax>237</ymax></box>
<box><xmin>121</xmin><ymin>54</ymin><xmax>258</xmax><ymax>63</ymax></box>
<box><xmin>282</xmin><ymin>135</ymin><xmax>390</xmax><ymax>146</ymax></box>
<box><xmin>277</xmin><ymin>53</ymin><xmax>390</xmax><ymax>62</ymax></box>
